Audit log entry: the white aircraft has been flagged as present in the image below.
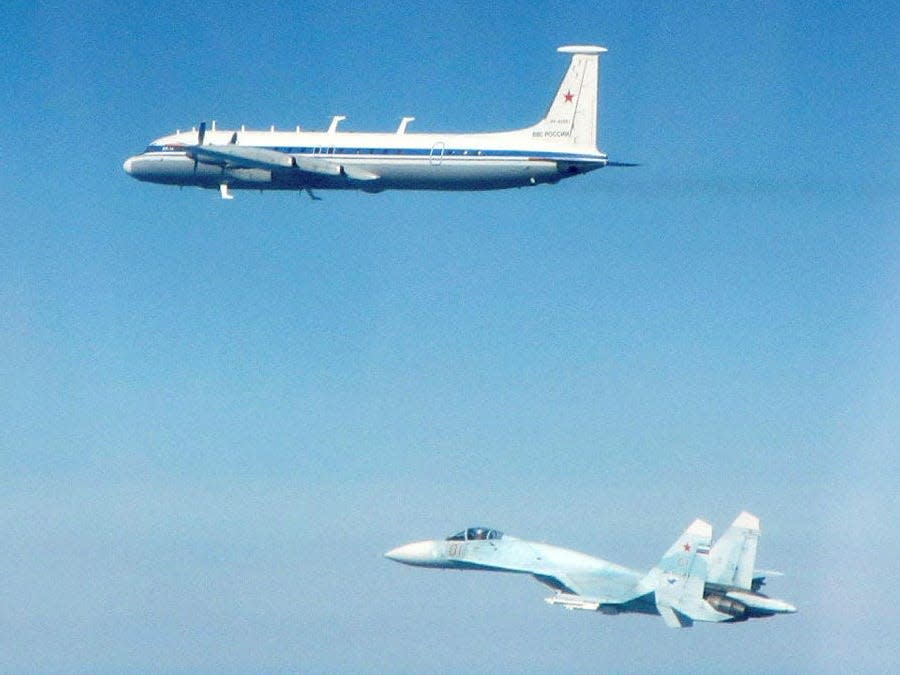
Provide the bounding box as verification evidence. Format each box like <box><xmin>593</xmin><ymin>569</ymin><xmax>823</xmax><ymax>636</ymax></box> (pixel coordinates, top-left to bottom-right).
<box><xmin>385</xmin><ymin>513</ymin><xmax>797</xmax><ymax>628</ymax></box>
<box><xmin>122</xmin><ymin>45</ymin><xmax>633</xmax><ymax>199</ymax></box>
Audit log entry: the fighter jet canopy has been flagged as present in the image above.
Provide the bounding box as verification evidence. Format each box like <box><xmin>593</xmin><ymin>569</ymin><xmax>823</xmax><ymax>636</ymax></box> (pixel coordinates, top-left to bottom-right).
<box><xmin>446</xmin><ymin>527</ymin><xmax>504</xmax><ymax>541</ymax></box>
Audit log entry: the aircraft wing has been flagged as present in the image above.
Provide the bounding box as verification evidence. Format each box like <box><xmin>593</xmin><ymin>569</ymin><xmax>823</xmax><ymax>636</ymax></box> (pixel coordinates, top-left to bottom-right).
<box><xmin>190</xmin><ymin>143</ymin><xmax>296</xmax><ymax>171</ymax></box>
<box><xmin>535</xmin><ymin>567</ymin><xmax>643</xmax><ymax>603</ymax></box>
<box><xmin>188</xmin><ymin>141</ymin><xmax>380</xmax><ymax>181</ymax></box>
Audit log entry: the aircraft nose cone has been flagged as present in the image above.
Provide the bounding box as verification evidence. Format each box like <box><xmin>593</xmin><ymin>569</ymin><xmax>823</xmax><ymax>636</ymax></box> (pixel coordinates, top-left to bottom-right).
<box><xmin>123</xmin><ymin>157</ymin><xmax>134</xmax><ymax>175</ymax></box>
<box><xmin>384</xmin><ymin>541</ymin><xmax>437</xmax><ymax>566</ymax></box>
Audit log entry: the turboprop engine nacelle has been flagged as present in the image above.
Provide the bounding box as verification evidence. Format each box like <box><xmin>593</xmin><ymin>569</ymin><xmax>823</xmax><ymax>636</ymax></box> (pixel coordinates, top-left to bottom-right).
<box><xmin>225</xmin><ymin>168</ymin><xmax>272</xmax><ymax>184</ymax></box>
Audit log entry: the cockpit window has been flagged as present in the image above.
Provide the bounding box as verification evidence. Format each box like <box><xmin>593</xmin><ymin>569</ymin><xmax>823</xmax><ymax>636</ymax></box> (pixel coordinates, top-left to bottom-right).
<box><xmin>144</xmin><ymin>144</ymin><xmax>186</xmax><ymax>153</ymax></box>
<box><xmin>445</xmin><ymin>527</ymin><xmax>503</xmax><ymax>541</ymax></box>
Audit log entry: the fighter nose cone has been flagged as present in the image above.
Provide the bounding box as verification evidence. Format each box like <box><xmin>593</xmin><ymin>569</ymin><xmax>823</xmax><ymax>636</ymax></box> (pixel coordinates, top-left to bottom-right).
<box><xmin>123</xmin><ymin>157</ymin><xmax>134</xmax><ymax>175</ymax></box>
<box><xmin>384</xmin><ymin>541</ymin><xmax>436</xmax><ymax>566</ymax></box>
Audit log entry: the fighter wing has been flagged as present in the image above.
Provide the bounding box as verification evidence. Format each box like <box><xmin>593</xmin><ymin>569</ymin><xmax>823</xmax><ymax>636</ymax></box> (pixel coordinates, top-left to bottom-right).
<box><xmin>537</xmin><ymin>564</ymin><xmax>644</xmax><ymax>607</ymax></box>
<box><xmin>707</xmin><ymin>511</ymin><xmax>760</xmax><ymax>590</ymax></box>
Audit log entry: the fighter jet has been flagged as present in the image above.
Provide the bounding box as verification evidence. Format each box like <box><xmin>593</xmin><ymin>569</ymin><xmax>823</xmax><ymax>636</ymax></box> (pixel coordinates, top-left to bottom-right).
<box><xmin>385</xmin><ymin>512</ymin><xmax>796</xmax><ymax>628</ymax></box>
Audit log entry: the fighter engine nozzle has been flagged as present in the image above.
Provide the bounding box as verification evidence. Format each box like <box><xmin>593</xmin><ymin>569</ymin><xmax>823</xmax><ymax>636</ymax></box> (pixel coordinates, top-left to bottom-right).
<box><xmin>726</xmin><ymin>591</ymin><xmax>797</xmax><ymax>614</ymax></box>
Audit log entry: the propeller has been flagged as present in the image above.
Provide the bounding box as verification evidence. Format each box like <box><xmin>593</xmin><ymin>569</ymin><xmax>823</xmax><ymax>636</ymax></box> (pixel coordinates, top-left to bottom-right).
<box><xmin>192</xmin><ymin>121</ymin><xmax>207</xmax><ymax>174</ymax></box>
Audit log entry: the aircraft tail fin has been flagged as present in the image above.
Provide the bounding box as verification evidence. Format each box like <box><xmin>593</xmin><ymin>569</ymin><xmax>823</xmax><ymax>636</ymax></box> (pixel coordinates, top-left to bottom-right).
<box><xmin>707</xmin><ymin>511</ymin><xmax>760</xmax><ymax>590</ymax></box>
<box><xmin>652</xmin><ymin>518</ymin><xmax>712</xmax><ymax>576</ymax></box>
<box><xmin>527</xmin><ymin>45</ymin><xmax>607</xmax><ymax>150</ymax></box>
<box><xmin>646</xmin><ymin>518</ymin><xmax>728</xmax><ymax>627</ymax></box>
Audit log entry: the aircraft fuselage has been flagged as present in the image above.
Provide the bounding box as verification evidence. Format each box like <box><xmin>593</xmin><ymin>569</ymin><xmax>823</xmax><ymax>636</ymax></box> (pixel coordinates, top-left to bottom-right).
<box><xmin>123</xmin><ymin>127</ymin><xmax>609</xmax><ymax>193</ymax></box>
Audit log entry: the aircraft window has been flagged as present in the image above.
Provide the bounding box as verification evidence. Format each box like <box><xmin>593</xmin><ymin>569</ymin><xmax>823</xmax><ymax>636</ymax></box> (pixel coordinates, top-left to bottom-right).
<box><xmin>446</xmin><ymin>527</ymin><xmax>503</xmax><ymax>541</ymax></box>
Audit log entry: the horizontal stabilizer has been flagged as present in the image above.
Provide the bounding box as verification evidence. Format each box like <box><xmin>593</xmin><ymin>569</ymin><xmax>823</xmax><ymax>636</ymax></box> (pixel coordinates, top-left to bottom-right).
<box><xmin>558</xmin><ymin>45</ymin><xmax>608</xmax><ymax>55</ymax></box>
<box><xmin>658</xmin><ymin>605</ymin><xmax>693</xmax><ymax>628</ymax></box>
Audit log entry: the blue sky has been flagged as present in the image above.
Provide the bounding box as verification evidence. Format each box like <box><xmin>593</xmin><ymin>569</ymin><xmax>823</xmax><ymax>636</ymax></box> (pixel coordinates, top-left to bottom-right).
<box><xmin>1</xmin><ymin>1</ymin><xmax>898</xmax><ymax>672</ymax></box>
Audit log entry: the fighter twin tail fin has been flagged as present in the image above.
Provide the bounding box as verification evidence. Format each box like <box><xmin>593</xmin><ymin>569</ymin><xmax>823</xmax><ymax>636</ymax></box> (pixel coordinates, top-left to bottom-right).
<box><xmin>707</xmin><ymin>511</ymin><xmax>761</xmax><ymax>590</ymax></box>
<box><xmin>645</xmin><ymin>519</ymin><xmax>729</xmax><ymax>627</ymax></box>
<box><xmin>643</xmin><ymin>512</ymin><xmax>796</xmax><ymax>627</ymax></box>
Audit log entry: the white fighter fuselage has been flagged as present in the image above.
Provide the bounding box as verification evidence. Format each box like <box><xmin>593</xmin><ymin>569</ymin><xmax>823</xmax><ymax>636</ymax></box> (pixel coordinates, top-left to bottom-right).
<box><xmin>123</xmin><ymin>46</ymin><xmax>616</xmax><ymax>197</ymax></box>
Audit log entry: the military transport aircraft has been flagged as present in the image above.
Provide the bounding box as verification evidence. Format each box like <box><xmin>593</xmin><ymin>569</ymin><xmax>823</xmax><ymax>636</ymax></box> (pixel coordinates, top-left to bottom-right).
<box><xmin>385</xmin><ymin>512</ymin><xmax>796</xmax><ymax>628</ymax></box>
<box><xmin>123</xmin><ymin>45</ymin><xmax>633</xmax><ymax>199</ymax></box>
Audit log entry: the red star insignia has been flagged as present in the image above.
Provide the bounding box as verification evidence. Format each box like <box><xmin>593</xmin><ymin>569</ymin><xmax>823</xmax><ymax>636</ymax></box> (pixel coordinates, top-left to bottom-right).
<box><xmin>683</xmin><ymin>543</ymin><xmax>691</xmax><ymax>552</ymax></box>
<box><xmin>564</xmin><ymin>90</ymin><xmax>574</xmax><ymax>103</ymax></box>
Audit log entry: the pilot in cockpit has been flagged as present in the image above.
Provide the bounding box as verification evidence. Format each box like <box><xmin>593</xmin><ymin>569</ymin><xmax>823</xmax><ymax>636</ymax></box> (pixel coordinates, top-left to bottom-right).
<box><xmin>445</xmin><ymin>527</ymin><xmax>504</xmax><ymax>542</ymax></box>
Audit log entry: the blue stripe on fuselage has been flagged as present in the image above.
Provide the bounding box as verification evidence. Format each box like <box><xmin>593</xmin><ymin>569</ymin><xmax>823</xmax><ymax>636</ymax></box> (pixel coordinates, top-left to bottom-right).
<box><xmin>142</xmin><ymin>145</ymin><xmax>606</xmax><ymax>164</ymax></box>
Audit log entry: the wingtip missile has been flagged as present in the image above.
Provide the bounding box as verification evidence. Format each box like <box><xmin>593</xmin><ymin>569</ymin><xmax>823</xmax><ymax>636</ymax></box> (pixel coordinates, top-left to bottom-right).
<box><xmin>544</xmin><ymin>593</ymin><xmax>601</xmax><ymax>611</ymax></box>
